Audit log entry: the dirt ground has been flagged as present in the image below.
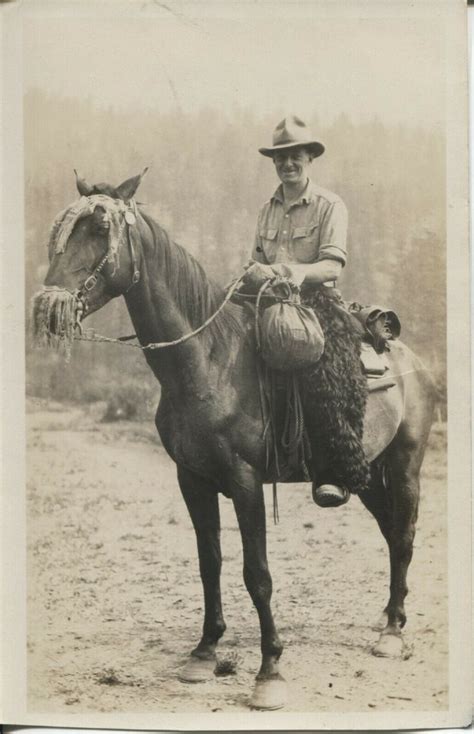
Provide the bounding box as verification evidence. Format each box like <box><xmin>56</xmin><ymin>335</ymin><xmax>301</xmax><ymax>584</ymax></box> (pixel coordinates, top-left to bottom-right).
<box><xmin>26</xmin><ymin>397</ymin><xmax>448</xmax><ymax>714</ymax></box>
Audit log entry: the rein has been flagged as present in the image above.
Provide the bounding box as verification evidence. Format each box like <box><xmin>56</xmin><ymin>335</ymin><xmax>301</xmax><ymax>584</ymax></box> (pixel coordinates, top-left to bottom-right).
<box><xmin>75</xmin><ymin>266</ymin><xmax>255</xmax><ymax>350</ymax></box>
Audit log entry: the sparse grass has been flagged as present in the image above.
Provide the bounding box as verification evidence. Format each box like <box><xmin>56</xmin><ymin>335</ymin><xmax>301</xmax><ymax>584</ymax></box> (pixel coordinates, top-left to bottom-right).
<box><xmin>215</xmin><ymin>652</ymin><xmax>241</xmax><ymax>677</ymax></box>
<box><xmin>95</xmin><ymin>669</ymin><xmax>123</xmax><ymax>686</ymax></box>
<box><xmin>26</xmin><ymin>346</ymin><xmax>159</xmax><ymax>421</ymax></box>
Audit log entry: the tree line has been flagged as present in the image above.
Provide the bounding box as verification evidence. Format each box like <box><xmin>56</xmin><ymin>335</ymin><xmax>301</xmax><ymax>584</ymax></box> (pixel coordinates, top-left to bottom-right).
<box><xmin>25</xmin><ymin>89</ymin><xmax>446</xmax><ymax>413</ymax></box>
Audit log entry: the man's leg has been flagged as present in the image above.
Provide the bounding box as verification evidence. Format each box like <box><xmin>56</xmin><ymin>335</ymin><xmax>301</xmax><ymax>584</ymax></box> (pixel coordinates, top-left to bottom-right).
<box><xmin>301</xmin><ymin>287</ymin><xmax>370</xmax><ymax>506</ymax></box>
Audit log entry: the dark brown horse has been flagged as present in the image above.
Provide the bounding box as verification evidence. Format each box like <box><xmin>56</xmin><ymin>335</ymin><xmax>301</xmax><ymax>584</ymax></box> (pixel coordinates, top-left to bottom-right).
<box><xmin>32</xmin><ymin>172</ymin><xmax>436</xmax><ymax>710</ymax></box>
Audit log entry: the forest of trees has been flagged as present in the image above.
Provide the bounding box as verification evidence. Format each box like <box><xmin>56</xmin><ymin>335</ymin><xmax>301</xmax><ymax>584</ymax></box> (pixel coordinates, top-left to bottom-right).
<box><xmin>25</xmin><ymin>89</ymin><xmax>446</xmax><ymax>414</ymax></box>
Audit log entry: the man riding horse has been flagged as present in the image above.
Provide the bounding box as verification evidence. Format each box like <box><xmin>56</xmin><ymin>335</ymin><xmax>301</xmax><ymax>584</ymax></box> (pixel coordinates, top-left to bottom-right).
<box><xmin>246</xmin><ymin>115</ymin><xmax>370</xmax><ymax>508</ymax></box>
<box><xmin>33</xmin><ymin>156</ymin><xmax>435</xmax><ymax>709</ymax></box>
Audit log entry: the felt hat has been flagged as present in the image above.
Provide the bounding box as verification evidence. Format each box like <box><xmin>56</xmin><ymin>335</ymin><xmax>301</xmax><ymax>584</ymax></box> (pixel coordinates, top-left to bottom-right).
<box><xmin>259</xmin><ymin>115</ymin><xmax>325</xmax><ymax>158</ymax></box>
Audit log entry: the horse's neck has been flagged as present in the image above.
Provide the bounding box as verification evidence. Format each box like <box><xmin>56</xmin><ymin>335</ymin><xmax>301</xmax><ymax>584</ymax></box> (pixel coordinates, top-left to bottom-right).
<box><xmin>123</xmin><ymin>220</ymin><xmax>228</xmax><ymax>389</ymax></box>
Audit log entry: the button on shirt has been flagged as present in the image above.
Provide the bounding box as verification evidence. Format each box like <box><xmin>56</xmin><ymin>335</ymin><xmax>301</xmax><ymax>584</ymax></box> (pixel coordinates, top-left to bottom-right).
<box><xmin>252</xmin><ymin>179</ymin><xmax>348</xmax><ymax>267</ymax></box>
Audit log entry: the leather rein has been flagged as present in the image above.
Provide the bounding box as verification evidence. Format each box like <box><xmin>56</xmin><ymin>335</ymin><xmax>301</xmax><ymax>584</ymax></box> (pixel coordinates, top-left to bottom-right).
<box><xmin>75</xmin><ymin>259</ymin><xmax>255</xmax><ymax>350</ymax></box>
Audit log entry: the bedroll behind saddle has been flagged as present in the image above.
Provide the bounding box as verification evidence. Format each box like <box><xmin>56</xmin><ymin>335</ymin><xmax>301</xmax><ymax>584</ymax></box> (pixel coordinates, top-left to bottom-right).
<box><xmin>348</xmin><ymin>303</ymin><xmax>401</xmax><ymax>354</ymax></box>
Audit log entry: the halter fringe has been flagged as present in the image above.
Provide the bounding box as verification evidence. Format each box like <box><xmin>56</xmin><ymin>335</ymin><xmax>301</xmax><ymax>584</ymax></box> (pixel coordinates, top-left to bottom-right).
<box><xmin>31</xmin><ymin>287</ymin><xmax>78</xmax><ymax>361</ymax></box>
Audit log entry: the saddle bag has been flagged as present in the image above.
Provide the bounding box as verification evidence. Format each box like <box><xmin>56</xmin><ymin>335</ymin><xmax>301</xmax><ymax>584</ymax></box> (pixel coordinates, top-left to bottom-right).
<box><xmin>257</xmin><ymin>287</ymin><xmax>325</xmax><ymax>371</ymax></box>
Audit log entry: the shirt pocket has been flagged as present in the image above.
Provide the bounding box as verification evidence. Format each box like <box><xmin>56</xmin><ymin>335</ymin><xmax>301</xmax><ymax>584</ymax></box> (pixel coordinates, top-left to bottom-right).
<box><xmin>259</xmin><ymin>227</ymin><xmax>278</xmax><ymax>262</ymax></box>
<box><xmin>292</xmin><ymin>223</ymin><xmax>319</xmax><ymax>263</ymax></box>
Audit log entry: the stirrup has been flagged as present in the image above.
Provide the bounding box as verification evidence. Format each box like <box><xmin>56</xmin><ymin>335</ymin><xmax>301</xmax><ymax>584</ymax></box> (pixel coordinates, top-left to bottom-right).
<box><xmin>312</xmin><ymin>483</ymin><xmax>350</xmax><ymax>508</ymax></box>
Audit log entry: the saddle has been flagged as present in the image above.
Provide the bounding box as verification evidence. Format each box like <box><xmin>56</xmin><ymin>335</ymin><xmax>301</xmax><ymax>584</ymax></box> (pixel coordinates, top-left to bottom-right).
<box><xmin>232</xmin><ymin>281</ymin><xmax>400</xmax><ymax>484</ymax></box>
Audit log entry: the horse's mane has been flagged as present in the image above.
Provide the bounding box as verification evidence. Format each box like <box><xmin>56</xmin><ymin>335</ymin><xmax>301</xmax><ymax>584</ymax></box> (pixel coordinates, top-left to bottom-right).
<box><xmin>140</xmin><ymin>211</ymin><xmax>246</xmax><ymax>343</ymax></box>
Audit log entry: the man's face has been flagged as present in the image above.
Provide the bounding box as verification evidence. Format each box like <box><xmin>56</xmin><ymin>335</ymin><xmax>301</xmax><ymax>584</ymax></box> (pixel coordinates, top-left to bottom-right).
<box><xmin>272</xmin><ymin>147</ymin><xmax>312</xmax><ymax>186</ymax></box>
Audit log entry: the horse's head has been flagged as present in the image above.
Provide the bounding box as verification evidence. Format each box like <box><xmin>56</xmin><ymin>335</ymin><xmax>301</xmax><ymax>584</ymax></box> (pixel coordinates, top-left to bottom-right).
<box><xmin>32</xmin><ymin>168</ymin><xmax>148</xmax><ymax>355</ymax></box>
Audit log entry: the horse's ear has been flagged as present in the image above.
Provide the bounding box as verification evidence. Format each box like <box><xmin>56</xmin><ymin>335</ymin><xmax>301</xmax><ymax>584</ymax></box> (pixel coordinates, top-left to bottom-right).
<box><xmin>115</xmin><ymin>167</ymin><xmax>149</xmax><ymax>202</ymax></box>
<box><xmin>74</xmin><ymin>169</ymin><xmax>94</xmax><ymax>197</ymax></box>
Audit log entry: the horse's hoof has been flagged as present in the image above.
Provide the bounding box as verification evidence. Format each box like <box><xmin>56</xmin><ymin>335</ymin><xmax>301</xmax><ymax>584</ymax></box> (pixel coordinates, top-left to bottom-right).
<box><xmin>372</xmin><ymin>610</ymin><xmax>389</xmax><ymax>632</ymax></box>
<box><xmin>178</xmin><ymin>656</ymin><xmax>216</xmax><ymax>683</ymax></box>
<box><xmin>249</xmin><ymin>676</ymin><xmax>287</xmax><ymax>710</ymax></box>
<box><xmin>372</xmin><ymin>632</ymin><xmax>406</xmax><ymax>659</ymax></box>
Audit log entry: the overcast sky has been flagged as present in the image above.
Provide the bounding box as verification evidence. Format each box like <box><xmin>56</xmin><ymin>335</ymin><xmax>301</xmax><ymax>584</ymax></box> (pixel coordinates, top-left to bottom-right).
<box><xmin>23</xmin><ymin>0</ymin><xmax>446</xmax><ymax>129</ymax></box>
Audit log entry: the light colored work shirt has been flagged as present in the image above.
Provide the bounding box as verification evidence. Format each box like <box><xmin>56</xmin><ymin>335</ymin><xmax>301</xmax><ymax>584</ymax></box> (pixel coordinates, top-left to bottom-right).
<box><xmin>252</xmin><ymin>179</ymin><xmax>348</xmax><ymax>267</ymax></box>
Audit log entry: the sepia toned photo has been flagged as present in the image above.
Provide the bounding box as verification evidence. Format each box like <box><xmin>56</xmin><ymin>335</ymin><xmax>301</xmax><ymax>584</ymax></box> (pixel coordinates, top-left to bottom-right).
<box><xmin>1</xmin><ymin>0</ymin><xmax>471</xmax><ymax>729</ymax></box>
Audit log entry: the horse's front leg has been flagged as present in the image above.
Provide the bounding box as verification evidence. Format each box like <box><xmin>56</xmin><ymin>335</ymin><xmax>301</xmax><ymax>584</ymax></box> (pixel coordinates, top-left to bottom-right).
<box><xmin>229</xmin><ymin>461</ymin><xmax>287</xmax><ymax>710</ymax></box>
<box><xmin>177</xmin><ymin>465</ymin><xmax>226</xmax><ymax>682</ymax></box>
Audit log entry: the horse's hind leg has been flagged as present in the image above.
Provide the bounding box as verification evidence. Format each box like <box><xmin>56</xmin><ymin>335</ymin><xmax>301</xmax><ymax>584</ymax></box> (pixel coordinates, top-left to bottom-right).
<box><xmin>229</xmin><ymin>461</ymin><xmax>286</xmax><ymax>710</ymax></box>
<box><xmin>358</xmin><ymin>461</ymin><xmax>393</xmax><ymax>631</ymax></box>
<box><xmin>177</xmin><ymin>465</ymin><xmax>226</xmax><ymax>682</ymax></box>
<box><xmin>376</xmin><ymin>440</ymin><xmax>422</xmax><ymax>657</ymax></box>
<box><xmin>361</xmin><ymin>438</ymin><xmax>425</xmax><ymax>658</ymax></box>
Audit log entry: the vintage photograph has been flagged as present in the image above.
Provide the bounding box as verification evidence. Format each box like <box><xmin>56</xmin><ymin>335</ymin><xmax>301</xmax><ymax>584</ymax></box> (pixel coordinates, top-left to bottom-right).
<box><xmin>1</xmin><ymin>0</ymin><xmax>471</xmax><ymax>729</ymax></box>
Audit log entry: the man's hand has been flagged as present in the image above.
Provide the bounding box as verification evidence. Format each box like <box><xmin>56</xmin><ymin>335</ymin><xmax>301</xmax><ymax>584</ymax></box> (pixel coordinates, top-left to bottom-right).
<box><xmin>241</xmin><ymin>261</ymin><xmax>277</xmax><ymax>292</ymax></box>
<box><xmin>269</xmin><ymin>263</ymin><xmax>305</xmax><ymax>287</ymax></box>
<box><xmin>271</xmin><ymin>260</ymin><xmax>343</xmax><ymax>287</ymax></box>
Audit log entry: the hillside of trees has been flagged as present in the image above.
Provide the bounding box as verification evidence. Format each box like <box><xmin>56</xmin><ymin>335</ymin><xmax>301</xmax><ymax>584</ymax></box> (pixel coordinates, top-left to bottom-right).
<box><xmin>25</xmin><ymin>90</ymin><xmax>446</xmax><ymax>414</ymax></box>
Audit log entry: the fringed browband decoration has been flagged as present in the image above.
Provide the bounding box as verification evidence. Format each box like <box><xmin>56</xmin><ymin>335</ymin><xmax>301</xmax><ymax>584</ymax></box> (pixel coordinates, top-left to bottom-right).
<box><xmin>47</xmin><ymin>194</ymin><xmax>131</xmax><ymax>271</ymax></box>
<box><xmin>34</xmin><ymin>195</ymin><xmax>135</xmax><ymax>361</ymax></box>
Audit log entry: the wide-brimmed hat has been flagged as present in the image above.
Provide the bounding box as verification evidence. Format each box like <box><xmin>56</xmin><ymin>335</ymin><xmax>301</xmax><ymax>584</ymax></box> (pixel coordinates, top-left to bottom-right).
<box><xmin>259</xmin><ymin>116</ymin><xmax>325</xmax><ymax>158</ymax></box>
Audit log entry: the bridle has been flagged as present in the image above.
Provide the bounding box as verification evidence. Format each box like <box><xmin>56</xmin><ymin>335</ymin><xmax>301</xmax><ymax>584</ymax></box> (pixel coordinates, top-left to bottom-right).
<box><xmin>77</xmin><ymin>198</ymin><xmax>141</xmax><ymax>303</ymax></box>
<box><xmin>44</xmin><ymin>192</ymin><xmax>250</xmax><ymax>346</ymax></box>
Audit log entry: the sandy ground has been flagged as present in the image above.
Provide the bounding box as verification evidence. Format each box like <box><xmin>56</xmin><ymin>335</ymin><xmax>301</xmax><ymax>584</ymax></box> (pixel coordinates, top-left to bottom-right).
<box><xmin>26</xmin><ymin>397</ymin><xmax>448</xmax><ymax>714</ymax></box>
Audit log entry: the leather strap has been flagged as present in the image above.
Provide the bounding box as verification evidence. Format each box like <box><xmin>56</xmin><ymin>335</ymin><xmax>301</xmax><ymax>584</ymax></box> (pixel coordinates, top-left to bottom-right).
<box><xmin>126</xmin><ymin>222</ymin><xmax>141</xmax><ymax>290</ymax></box>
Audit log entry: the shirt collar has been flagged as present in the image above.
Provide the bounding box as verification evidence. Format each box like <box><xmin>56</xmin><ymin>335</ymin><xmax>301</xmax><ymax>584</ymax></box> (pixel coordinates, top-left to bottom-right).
<box><xmin>271</xmin><ymin>178</ymin><xmax>314</xmax><ymax>206</ymax></box>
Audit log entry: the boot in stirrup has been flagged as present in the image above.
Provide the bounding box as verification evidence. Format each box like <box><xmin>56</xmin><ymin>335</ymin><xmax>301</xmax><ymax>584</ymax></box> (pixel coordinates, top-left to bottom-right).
<box><xmin>312</xmin><ymin>483</ymin><xmax>350</xmax><ymax>508</ymax></box>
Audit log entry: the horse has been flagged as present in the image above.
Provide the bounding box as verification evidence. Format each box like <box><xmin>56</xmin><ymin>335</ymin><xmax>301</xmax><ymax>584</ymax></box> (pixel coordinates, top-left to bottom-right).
<box><xmin>32</xmin><ymin>171</ymin><xmax>436</xmax><ymax>710</ymax></box>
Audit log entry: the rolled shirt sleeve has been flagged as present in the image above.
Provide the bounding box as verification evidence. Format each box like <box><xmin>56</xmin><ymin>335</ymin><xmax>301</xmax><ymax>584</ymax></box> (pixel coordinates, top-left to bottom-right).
<box><xmin>251</xmin><ymin>213</ymin><xmax>269</xmax><ymax>263</ymax></box>
<box><xmin>318</xmin><ymin>199</ymin><xmax>348</xmax><ymax>266</ymax></box>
